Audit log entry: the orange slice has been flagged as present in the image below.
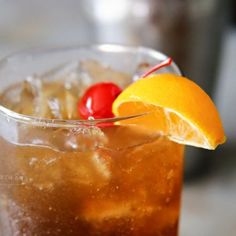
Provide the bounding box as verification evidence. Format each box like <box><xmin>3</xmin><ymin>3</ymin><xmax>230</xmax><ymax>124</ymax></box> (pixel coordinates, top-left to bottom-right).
<box><xmin>112</xmin><ymin>73</ymin><xmax>226</xmax><ymax>149</ymax></box>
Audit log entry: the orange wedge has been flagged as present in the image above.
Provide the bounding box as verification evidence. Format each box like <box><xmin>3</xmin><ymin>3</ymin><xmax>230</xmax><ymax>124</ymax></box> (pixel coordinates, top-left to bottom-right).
<box><xmin>112</xmin><ymin>73</ymin><xmax>226</xmax><ymax>149</ymax></box>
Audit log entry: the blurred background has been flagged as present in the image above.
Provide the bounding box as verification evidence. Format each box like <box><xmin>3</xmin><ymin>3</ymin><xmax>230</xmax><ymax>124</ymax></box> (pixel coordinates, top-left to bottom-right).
<box><xmin>0</xmin><ymin>0</ymin><xmax>235</xmax><ymax>235</ymax></box>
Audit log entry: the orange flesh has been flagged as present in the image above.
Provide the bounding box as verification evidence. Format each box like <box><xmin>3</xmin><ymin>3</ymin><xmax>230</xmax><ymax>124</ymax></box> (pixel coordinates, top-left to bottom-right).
<box><xmin>113</xmin><ymin>74</ymin><xmax>226</xmax><ymax>149</ymax></box>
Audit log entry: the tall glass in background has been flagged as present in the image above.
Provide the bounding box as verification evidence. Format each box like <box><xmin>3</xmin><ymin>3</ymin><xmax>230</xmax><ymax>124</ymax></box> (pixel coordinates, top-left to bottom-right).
<box><xmin>0</xmin><ymin>46</ymin><xmax>183</xmax><ymax>235</ymax></box>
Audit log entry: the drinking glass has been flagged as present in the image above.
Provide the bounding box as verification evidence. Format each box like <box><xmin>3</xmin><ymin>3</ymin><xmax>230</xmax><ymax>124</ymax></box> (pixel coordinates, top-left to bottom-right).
<box><xmin>0</xmin><ymin>45</ymin><xmax>183</xmax><ymax>236</ymax></box>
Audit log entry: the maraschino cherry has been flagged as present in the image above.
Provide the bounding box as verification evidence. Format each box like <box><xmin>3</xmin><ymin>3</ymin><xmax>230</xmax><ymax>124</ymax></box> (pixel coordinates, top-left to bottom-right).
<box><xmin>78</xmin><ymin>82</ymin><xmax>122</xmax><ymax>119</ymax></box>
<box><xmin>78</xmin><ymin>57</ymin><xmax>172</xmax><ymax>120</ymax></box>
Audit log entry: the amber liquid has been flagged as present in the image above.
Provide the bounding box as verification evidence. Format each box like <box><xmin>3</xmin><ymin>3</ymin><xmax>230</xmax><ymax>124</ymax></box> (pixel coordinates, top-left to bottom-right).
<box><xmin>0</xmin><ymin>124</ymin><xmax>183</xmax><ymax>236</ymax></box>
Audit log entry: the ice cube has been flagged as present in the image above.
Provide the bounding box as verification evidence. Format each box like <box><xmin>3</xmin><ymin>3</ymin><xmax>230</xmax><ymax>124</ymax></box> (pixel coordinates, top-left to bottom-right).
<box><xmin>41</xmin><ymin>62</ymin><xmax>80</xmax><ymax>82</ymax></box>
<box><xmin>101</xmin><ymin>125</ymin><xmax>159</xmax><ymax>151</ymax></box>
<box><xmin>62</xmin><ymin>62</ymin><xmax>92</xmax><ymax>96</ymax></box>
<box><xmin>47</xmin><ymin>98</ymin><xmax>62</xmax><ymax>119</ymax></box>
<box><xmin>64</xmin><ymin>151</ymin><xmax>111</xmax><ymax>187</ymax></box>
<box><xmin>90</xmin><ymin>152</ymin><xmax>111</xmax><ymax>179</ymax></box>
<box><xmin>67</xmin><ymin>126</ymin><xmax>108</xmax><ymax>151</ymax></box>
<box><xmin>63</xmin><ymin>79</ymin><xmax>81</xmax><ymax>119</ymax></box>
<box><xmin>35</xmin><ymin>79</ymin><xmax>80</xmax><ymax>119</ymax></box>
<box><xmin>80</xmin><ymin>199</ymin><xmax>154</xmax><ymax>221</ymax></box>
<box><xmin>0</xmin><ymin>196</ymin><xmax>33</xmax><ymax>236</ymax></box>
<box><xmin>41</xmin><ymin>61</ymin><xmax>92</xmax><ymax>97</ymax></box>
<box><xmin>14</xmin><ymin>75</ymin><xmax>51</xmax><ymax>118</ymax></box>
<box><xmin>132</xmin><ymin>62</ymin><xmax>152</xmax><ymax>82</ymax></box>
<box><xmin>1</xmin><ymin>60</ymin><xmax>131</xmax><ymax>119</ymax></box>
<box><xmin>16</xmin><ymin>75</ymin><xmax>42</xmax><ymax>116</ymax></box>
<box><xmin>38</xmin><ymin>62</ymin><xmax>88</xmax><ymax>119</ymax></box>
<box><xmin>80</xmin><ymin>60</ymin><xmax>131</xmax><ymax>88</ymax></box>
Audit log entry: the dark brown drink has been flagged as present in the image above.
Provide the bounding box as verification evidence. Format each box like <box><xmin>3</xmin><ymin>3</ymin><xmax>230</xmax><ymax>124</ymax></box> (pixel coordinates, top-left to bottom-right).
<box><xmin>0</xmin><ymin>46</ymin><xmax>183</xmax><ymax>236</ymax></box>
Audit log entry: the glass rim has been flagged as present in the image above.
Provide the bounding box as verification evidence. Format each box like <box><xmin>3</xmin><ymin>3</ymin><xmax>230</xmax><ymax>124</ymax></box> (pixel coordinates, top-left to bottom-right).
<box><xmin>0</xmin><ymin>44</ymin><xmax>182</xmax><ymax>128</ymax></box>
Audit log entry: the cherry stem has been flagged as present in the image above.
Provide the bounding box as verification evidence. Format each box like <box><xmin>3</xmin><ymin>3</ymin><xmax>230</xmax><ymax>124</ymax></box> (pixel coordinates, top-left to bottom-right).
<box><xmin>142</xmin><ymin>57</ymin><xmax>173</xmax><ymax>78</ymax></box>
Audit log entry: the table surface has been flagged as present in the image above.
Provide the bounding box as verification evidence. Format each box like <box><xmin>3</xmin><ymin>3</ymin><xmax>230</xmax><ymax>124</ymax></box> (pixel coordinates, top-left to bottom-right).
<box><xmin>180</xmin><ymin>167</ymin><xmax>236</xmax><ymax>236</ymax></box>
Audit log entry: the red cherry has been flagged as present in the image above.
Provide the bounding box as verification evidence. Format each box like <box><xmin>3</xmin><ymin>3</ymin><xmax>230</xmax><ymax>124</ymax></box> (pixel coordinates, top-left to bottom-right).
<box><xmin>78</xmin><ymin>82</ymin><xmax>122</xmax><ymax>119</ymax></box>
